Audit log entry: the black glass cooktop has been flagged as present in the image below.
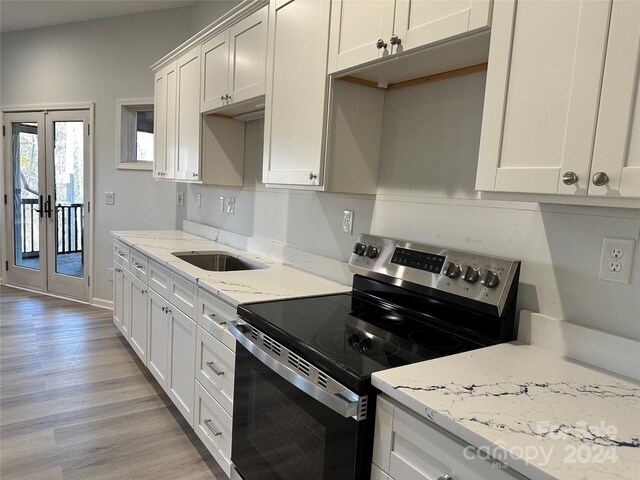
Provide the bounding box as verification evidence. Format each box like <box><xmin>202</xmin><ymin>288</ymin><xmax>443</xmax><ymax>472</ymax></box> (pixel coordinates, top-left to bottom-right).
<box><xmin>237</xmin><ymin>292</ymin><xmax>487</xmax><ymax>392</ymax></box>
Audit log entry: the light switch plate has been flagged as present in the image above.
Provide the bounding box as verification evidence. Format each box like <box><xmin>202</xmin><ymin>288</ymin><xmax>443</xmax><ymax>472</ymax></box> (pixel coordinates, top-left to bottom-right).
<box><xmin>105</xmin><ymin>192</ymin><xmax>114</xmax><ymax>205</ymax></box>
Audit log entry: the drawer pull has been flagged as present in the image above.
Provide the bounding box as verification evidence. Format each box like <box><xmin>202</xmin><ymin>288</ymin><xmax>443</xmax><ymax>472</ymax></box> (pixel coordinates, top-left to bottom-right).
<box><xmin>132</xmin><ymin>262</ymin><xmax>144</xmax><ymax>269</ymax></box>
<box><xmin>207</xmin><ymin>312</ymin><xmax>226</xmax><ymax>325</ymax></box>
<box><xmin>206</xmin><ymin>361</ymin><xmax>224</xmax><ymax>376</ymax></box>
<box><xmin>437</xmin><ymin>475</ymin><xmax>452</xmax><ymax>480</ymax></box>
<box><xmin>204</xmin><ymin>419</ymin><xmax>222</xmax><ymax>437</ymax></box>
<box><xmin>115</xmin><ymin>250</ymin><xmax>125</xmax><ymax>258</ymax></box>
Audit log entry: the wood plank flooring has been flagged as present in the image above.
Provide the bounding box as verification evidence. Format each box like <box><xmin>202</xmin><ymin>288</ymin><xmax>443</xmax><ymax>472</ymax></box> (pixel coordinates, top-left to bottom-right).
<box><xmin>0</xmin><ymin>286</ymin><xmax>225</xmax><ymax>480</ymax></box>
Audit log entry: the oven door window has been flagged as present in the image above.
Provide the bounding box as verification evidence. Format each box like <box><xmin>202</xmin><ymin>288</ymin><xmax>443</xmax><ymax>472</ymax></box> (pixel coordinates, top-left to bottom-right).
<box><xmin>232</xmin><ymin>342</ymin><xmax>359</xmax><ymax>480</ymax></box>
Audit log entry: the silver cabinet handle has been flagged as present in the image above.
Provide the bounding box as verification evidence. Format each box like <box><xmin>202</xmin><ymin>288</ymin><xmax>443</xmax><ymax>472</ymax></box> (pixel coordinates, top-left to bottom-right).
<box><xmin>309</xmin><ymin>172</ymin><xmax>317</xmax><ymax>182</ymax></box>
<box><xmin>207</xmin><ymin>312</ymin><xmax>226</xmax><ymax>325</ymax></box>
<box><xmin>192</xmin><ymin>172</ymin><xmax>198</xmax><ymax>178</ymax></box>
<box><xmin>162</xmin><ymin>306</ymin><xmax>171</xmax><ymax>313</ymax></box>
<box><xmin>220</xmin><ymin>95</ymin><xmax>225</xmax><ymax>101</ymax></box>
<box><xmin>204</xmin><ymin>419</ymin><xmax>222</xmax><ymax>437</ymax></box>
<box><xmin>224</xmin><ymin>94</ymin><xmax>231</xmax><ymax>101</ymax></box>
<box><xmin>390</xmin><ymin>34</ymin><xmax>402</xmax><ymax>46</ymax></box>
<box><xmin>592</xmin><ymin>171</ymin><xmax>609</xmax><ymax>186</ymax></box>
<box><xmin>132</xmin><ymin>262</ymin><xmax>143</xmax><ymax>269</ymax></box>
<box><xmin>562</xmin><ymin>171</ymin><xmax>578</xmax><ymax>185</ymax></box>
<box><xmin>141</xmin><ymin>290</ymin><xmax>147</xmax><ymax>294</ymax></box>
<box><xmin>115</xmin><ymin>250</ymin><xmax>125</xmax><ymax>257</ymax></box>
<box><xmin>437</xmin><ymin>475</ymin><xmax>452</xmax><ymax>480</ymax></box>
<box><xmin>206</xmin><ymin>361</ymin><xmax>224</xmax><ymax>376</ymax></box>
<box><xmin>376</xmin><ymin>38</ymin><xmax>387</xmax><ymax>49</ymax></box>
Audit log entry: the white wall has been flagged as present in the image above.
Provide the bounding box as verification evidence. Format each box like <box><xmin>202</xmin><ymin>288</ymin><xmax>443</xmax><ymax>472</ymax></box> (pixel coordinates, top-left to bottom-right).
<box><xmin>0</xmin><ymin>6</ymin><xmax>212</xmax><ymax>303</ymax></box>
<box><xmin>187</xmin><ymin>71</ymin><xmax>640</xmax><ymax>341</ymax></box>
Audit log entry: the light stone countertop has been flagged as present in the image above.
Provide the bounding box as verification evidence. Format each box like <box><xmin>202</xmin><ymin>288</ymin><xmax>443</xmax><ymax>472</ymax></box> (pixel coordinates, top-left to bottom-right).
<box><xmin>112</xmin><ymin>230</ymin><xmax>350</xmax><ymax>306</ymax></box>
<box><xmin>372</xmin><ymin>342</ymin><xmax>640</xmax><ymax>480</ymax></box>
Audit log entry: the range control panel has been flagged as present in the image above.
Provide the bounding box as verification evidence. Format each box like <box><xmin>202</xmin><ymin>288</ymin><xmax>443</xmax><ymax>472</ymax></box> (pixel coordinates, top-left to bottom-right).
<box><xmin>349</xmin><ymin>234</ymin><xmax>520</xmax><ymax>315</ymax></box>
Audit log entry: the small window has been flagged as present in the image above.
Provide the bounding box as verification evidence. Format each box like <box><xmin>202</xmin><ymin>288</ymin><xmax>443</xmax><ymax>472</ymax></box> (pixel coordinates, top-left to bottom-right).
<box><xmin>115</xmin><ymin>98</ymin><xmax>154</xmax><ymax>170</ymax></box>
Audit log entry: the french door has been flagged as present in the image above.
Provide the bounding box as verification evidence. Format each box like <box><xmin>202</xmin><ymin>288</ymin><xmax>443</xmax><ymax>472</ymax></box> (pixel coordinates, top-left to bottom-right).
<box><xmin>4</xmin><ymin>109</ymin><xmax>91</xmax><ymax>301</ymax></box>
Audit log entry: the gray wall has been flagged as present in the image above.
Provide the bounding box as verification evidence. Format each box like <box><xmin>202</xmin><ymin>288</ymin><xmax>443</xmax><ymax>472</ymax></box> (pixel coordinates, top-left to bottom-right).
<box><xmin>0</xmin><ymin>5</ymin><xmax>236</xmax><ymax>302</ymax></box>
<box><xmin>187</xmin><ymin>71</ymin><xmax>640</xmax><ymax>341</ymax></box>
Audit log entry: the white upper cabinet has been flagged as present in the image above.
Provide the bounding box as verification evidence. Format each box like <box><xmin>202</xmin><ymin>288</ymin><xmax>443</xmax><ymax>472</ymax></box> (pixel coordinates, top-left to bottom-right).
<box><xmin>175</xmin><ymin>46</ymin><xmax>202</xmax><ymax>181</ymax></box>
<box><xmin>201</xmin><ymin>5</ymin><xmax>268</xmax><ymax>113</ymax></box>
<box><xmin>153</xmin><ymin>61</ymin><xmax>177</xmax><ymax>179</ymax></box>
<box><xmin>477</xmin><ymin>0</ymin><xmax>639</xmax><ymax>201</ymax></box>
<box><xmin>588</xmin><ymin>0</ymin><xmax>640</xmax><ymax>198</ymax></box>
<box><xmin>328</xmin><ymin>0</ymin><xmax>492</xmax><ymax>74</ymax></box>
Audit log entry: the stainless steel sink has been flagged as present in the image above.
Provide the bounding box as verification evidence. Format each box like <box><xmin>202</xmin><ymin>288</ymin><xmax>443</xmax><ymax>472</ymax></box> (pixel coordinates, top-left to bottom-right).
<box><xmin>172</xmin><ymin>251</ymin><xmax>266</xmax><ymax>272</ymax></box>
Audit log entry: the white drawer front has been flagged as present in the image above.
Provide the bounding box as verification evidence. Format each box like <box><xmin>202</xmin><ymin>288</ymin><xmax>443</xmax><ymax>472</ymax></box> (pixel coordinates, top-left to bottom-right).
<box><xmin>196</xmin><ymin>326</ymin><xmax>235</xmax><ymax>415</ymax></box>
<box><xmin>197</xmin><ymin>288</ymin><xmax>237</xmax><ymax>352</ymax></box>
<box><xmin>129</xmin><ymin>249</ymin><xmax>148</xmax><ymax>284</ymax></box>
<box><xmin>195</xmin><ymin>381</ymin><xmax>232</xmax><ymax>477</ymax></box>
<box><xmin>170</xmin><ymin>273</ymin><xmax>198</xmax><ymax>319</ymax></box>
<box><xmin>148</xmin><ymin>260</ymin><xmax>170</xmax><ymax>296</ymax></box>
<box><xmin>385</xmin><ymin>397</ymin><xmax>526</xmax><ymax>480</ymax></box>
<box><xmin>113</xmin><ymin>239</ymin><xmax>130</xmax><ymax>268</ymax></box>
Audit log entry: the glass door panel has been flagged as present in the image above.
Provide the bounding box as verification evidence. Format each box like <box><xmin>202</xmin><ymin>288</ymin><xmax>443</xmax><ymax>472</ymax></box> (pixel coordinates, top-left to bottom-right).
<box><xmin>52</xmin><ymin>121</ymin><xmax>85</xmax><ymax>278</ymax></box>
<box><xmin>12</xmin><ymin>122</ymin><xmax>41</xmax><ymax>270</ymax></box>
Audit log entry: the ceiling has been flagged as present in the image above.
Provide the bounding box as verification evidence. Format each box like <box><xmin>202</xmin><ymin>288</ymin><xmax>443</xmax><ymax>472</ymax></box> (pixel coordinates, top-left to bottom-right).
<box><xmin>1</xmin><ymin>0</ymin><xmax>197</xmax><ymax>34</ymax></box>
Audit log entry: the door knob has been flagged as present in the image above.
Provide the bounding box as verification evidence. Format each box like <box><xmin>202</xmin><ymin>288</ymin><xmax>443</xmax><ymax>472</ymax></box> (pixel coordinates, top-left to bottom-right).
<box><xmin>390</xmin><ymin>34</ymin><xmax>402</xmax><ymax>46</ymax></box>
<box><xmin>592</xmin><ymin>172</ymin><xmax>609</xmax><ymax>186</ymax></box>
<box><xmin>376</xmin><ymin>38</ymin><xmax>387</xmax><ymax>49</ymax></box>
<box><xmin>562</xmin><ymin>171</ymin><xmax>578</xmax><ymax>185</ymax></box>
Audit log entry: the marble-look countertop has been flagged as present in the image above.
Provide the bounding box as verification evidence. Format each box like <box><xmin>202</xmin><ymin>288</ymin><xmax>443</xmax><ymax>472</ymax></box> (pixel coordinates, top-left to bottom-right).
<box><xmin>372</xmin><ymin>342</ymin><xmax>640</xmax><ymax>480</ymax></box>
<box><xmin>112</xmin><ymin>230</ymin><xmax>350</xmax><ymax>306</ymax></box>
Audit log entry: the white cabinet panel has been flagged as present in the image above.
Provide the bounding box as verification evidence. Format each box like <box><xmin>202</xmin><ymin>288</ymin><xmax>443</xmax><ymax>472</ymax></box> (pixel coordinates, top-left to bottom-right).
<box><xmin>129</xmin><ymin>275</ymin><xmax>149</xmax><ymax>364</ymax></box>
<box><xmin>153</xmin><ymin>61</ymin><xmax>177</xmax><ymax>179</ymax></box>
<box><xmin>148</xmin><ymin>289</ymin><xmax>170</xmax><ymax>388</ymax></box>
<box><xmin>197</xmin><ymin>288</ymin><xmax>237</xmax><ymax>352</ymax></box>
<box><xmin>113</xmin><ymin>264</ymin><xmax>128</xmax><ymax>336</ymax></box>
<box><xmin>113</xmin><ymin>239</ymin><xmax>130</xmax><ymax>268</ymax></box>
<box><xmin>196</xmin><ymin>326</ymin><xmax>235</xmax><ymax>415</ymax></box>
<box><xmin>148</xmin><ymin>260</ymin><xmax>170</xmax><ymax>297</ymax></box>
<box><xmin>170</xmin><ymin>273</ymin><xmax>198</xmax><ymax>319</ymax></box>
<box><xmin>129</xmin><ymin>249</ymin><xmax>148</xmax><ymax>284</ymax></box>
<box><xmin>202</xmin><ymin>30</ymin><xmax>230</xmax><ymax>112</ymax></box>
<box><xmin>168</xmin><ymin>307</ymin><xmax>197</xmax><ymax>426</ymax></box>
<box><xmin>175</xmin><ymin>47</ymin><xmax>202</xmax><ymax>181</ymax></box>
<box><xmin>195</xmin><ymin>381</ymin><xmax>233</xmax><ymax>477</ymax></box>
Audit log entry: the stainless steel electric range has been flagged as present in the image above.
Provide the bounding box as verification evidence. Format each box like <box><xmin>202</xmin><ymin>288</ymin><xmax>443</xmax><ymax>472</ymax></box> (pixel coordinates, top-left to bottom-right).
<box><xmin>228</xmin><ymin>234</ymin><xmax>521</xmax><ymax>480</ymax></box>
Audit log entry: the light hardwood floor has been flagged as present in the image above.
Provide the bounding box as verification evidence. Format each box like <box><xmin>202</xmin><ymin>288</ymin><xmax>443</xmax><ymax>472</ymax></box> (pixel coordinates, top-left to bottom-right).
<box><xmin>0</xmin><ymin>286</ymin><xmax>225</xmax><ymax>480</ymax></box>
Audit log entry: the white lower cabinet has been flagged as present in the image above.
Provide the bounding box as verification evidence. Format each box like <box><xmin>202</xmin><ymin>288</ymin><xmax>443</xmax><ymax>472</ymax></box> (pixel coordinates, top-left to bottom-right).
<box><xmin>195</xmin><ymin>381</ymin><xmax>233</xmax><ymax>477</ymax></box>
<box><xmin>148</xmin><ymin>288</ymin><xmax>170</xmax><ymax>388</ymax></box>
<box><xmin>196</xmin><ymin>326</ymin><xmax>235</xmax><ymax>415</ymax></box>
<box><xmin>373</xmin><ymin>395</ymin><xmax>527</xmax><ymax>480</ymax></box>
<box><xmin>128</xmin><ymin>275</ymin><xmax>148</xmax><ymax>364</ymax></box>
<box><xmin>168</xmin><ymin>306</ymin><xmax>197</xmax><ymax>427</ymax></box>
<box><xmin>113</xmin><ymin>264</ymin><xmax>130</xmax><ymax>339</ymax></box>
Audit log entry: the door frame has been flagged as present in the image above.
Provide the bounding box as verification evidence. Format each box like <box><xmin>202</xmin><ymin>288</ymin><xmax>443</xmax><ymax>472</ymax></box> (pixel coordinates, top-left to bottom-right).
<box><xmin>1</xmin><ymin>102</ymin><xmax>95</xmax><ymax>303</ymax></box>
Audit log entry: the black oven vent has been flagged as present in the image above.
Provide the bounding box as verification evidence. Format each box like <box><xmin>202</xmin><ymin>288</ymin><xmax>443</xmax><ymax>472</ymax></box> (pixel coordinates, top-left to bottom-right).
<box><xmin>287</xmin><ymin>352</ymin><xmax>310</xmax><ymax>377</ymax></box>
<box><xmin>262</xmin><ymin>335</ymin><xmax>282</xmax><ymax>356</ymax></box>
<box><xmin>359</xmin><ymin>396</ymin><xmax>368</xmax><ymax>420</ymax></box>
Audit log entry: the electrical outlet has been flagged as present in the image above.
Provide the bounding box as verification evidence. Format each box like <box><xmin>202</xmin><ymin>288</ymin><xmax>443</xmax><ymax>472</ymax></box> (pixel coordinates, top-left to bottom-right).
<box><xmin>176</xmin><ymin>192</ymin><xmax>184</xmax><ymax>206</ymax></box>
<box><xmin>226</xmin><ymin>197</ymin><xmax>235</xmax><ymax>214</ymax></box>
<box><xmin>196</xmin><ymin>193</ymin><xmax>201</xmax><ymax>208</ymax></box>
<box><xmin>599</xmin><ymin>237</ymin><xmax>635</xmax><ymax>284</ymax></box>
<box><xmin>105</xmin><ymin>192</ymin><xmax>114</xmax><ymax>205</ymax></box>
<box><xmin>343</xmin><ymin>210</ymin><xmax>354</xmax><ymax>234</ymax></box>
<box><xmin>219</xmin><ymin>196</ymin><xmax>225</xmax><ymax>212</ymax></box>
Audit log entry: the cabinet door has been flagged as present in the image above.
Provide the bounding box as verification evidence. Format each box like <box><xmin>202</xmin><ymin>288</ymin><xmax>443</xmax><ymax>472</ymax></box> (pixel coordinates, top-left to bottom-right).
<box><xmin>328</xmin><ymin>0</ymin><xmax>395</xmax><ymax>73</ymax></box>
<box><xmin>118</xmin><ymin>268</ymin><xmax>132</xmax><ymax>339</ymax></box>
<box><xmin>394</xmin><ymin>0</ymin><xmax>492</xmax><ymax>53</ymax></box>
<box><xmin>263</xmin><ymin>0</ymin><xmax>332</xmax><ymax>186</ymax></box>
<box><xmin>113</xmin><ymin>265</ymin><xmax>125</xmax><ymax>333</ymax></box>
<box><xmin>129</xmin><ymin>275</ymin><xmax>149</xmax><ymax>364</ymax></box>
<box><xmin>175</xmin><ymin>46</ymin><xmax>202</xmax><ymax>181</ymax></box>
<box><xmin>476</xmin><ymin>0</ymin><xmax>611</xmax><ymax>194</ymax></box>
<box><xmin>588</xmin><ymin>0</ymin><xmax>640</xmax><ymax>198</ymax></box>
<box><xmin>148</xmin><ymin>289</ymin><xmax>169</xmax><ymax>388</ymax></box>
<box><xmin>201</xmin><ymin>30</ymin><xmax>230</xmax><ymax>113</ymax></box>
<box><xmin>168</xmin><ymin>307</ymin><xmax>197</xmax><ymax>426</ymax></box>
<box><xmin>229</xmin><ymin>6</ymin><xmax>268</xmax><ymax>105</ymax></box>
<box><xmin>153</xmin><ymin>61</ymin><xmax>177</xmax><ymax>179</ymax></box>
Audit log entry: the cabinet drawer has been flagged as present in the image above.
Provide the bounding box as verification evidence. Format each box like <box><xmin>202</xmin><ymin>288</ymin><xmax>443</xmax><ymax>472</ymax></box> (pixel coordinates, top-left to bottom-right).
<box><xmin>148</xmin><ymin>260</ymin><xmax>171</xmax><ymax>296</ymax></box>
<box><xmin>196</xmin><ymin>326</ymin><xmax>234</xmax><ymax>415</ymax></box>
<box><xmin>195</xmin><ymin>381</ymin><xmax>232</xmax><ymax>477</ymax></box>
<box><xmin>113</xmin><ymin>239</ymin><xmax>130</xmax><ymax>268</ymax></box>
<box><xmin>377</xmin><ymin>396</ymin><xmax>526</xmax><ymax>480</ymax></box>
<box><xmin>129</xmin><ymin>249</ymin><xmax>148</xmax><ymax>284</ymax></box>
<box><xmin>197</xmin><ymin>288</ymin><xmax>236</xmax><ymax>352</ymax></box>
<box><xmin>170</xmin><ymin>274</ymin><xmax>198</xmax><ymax>319</ymax></box>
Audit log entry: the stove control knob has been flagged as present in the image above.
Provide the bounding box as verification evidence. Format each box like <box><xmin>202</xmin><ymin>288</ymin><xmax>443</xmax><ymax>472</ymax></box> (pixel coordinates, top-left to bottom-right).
<box><xmin>481</xmin><ymin>269</ymin><xmax>500</xmax><ymax>288</ymax></box>
<box><xmin>462</xmin><ymin>266</ymin><xmax>480</xmax><ymax>284</ymax></box>
<box><xmin>443</xmin><ymin>262</ymin><xmax>461</xmax><ymax>279</ymax></box>
<box><xmin>364</xmin><ymin>245</ymin><xmax>379</xmax><ymax>259</ymax></box>
<box><xmin>353</xmin><ymin>242</ymin><xmax>366</xmax><ymax>256</ymax></box>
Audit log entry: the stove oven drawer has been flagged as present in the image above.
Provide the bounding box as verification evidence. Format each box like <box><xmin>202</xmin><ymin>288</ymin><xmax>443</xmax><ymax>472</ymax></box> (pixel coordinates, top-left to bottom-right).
<box><xmin>195</xmin><ymin>380</ymin><xmax>232</xmax><ymax>477</ymax></box>
<box><xmin>196</xmin><ymin>326</ymin><xmax>235</xmax><ymax>415</ymax></box>
<box><xmin>373</xmin><ymin>395</ymin><xmax>526</xmax><ymax>480</ymax></box>
<box><xmin>197</xmin><ymin>289</ymin><xmax>237</xmax><ymax>352</ymax></box>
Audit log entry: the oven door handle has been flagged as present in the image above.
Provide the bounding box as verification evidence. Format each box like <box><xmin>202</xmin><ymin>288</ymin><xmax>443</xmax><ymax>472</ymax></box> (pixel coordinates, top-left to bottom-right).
<box><xmin>229</xmin><ymin>321</ymin><xmax>364</xmax><ymax>421</ymax></box>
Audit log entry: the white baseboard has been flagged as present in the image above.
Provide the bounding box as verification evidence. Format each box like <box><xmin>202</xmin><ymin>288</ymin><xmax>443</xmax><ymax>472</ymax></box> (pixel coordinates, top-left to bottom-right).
<box><xmin>518</xmin><ymin>310</ymin><xmax>640</xmax><ymax>380</ymax></box>
<box><xmin>92</xmin><ymin>297</ymin><xmax>113</xmax><ymax>310</ymax></box>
